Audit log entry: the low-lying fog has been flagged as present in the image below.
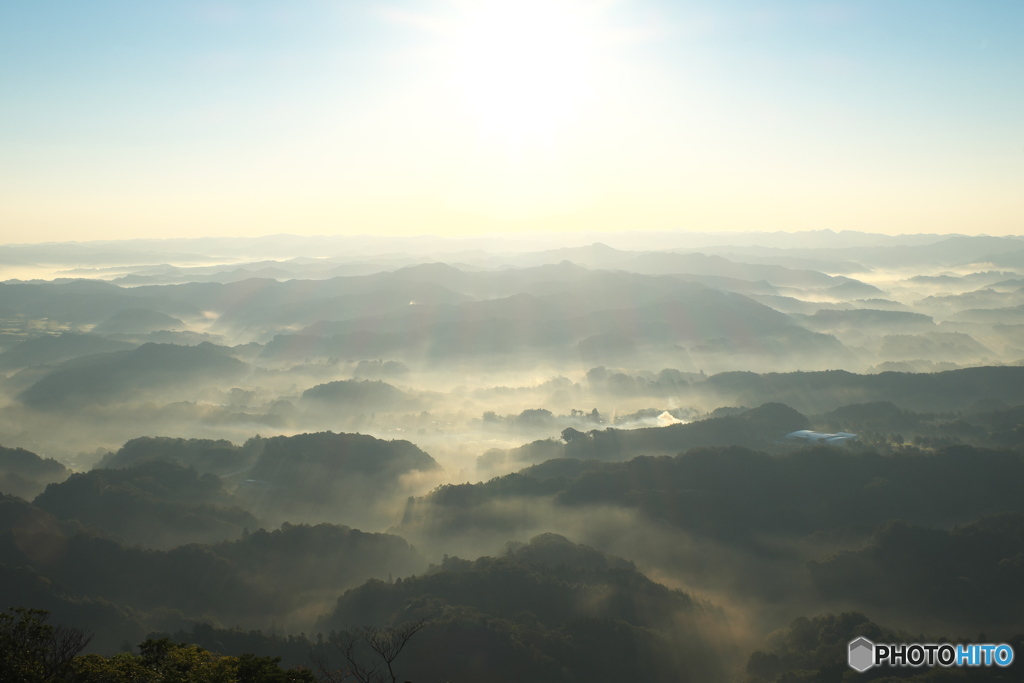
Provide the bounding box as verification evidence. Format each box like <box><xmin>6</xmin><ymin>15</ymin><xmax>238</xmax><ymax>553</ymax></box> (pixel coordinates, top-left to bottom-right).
<box><xmin>4</xmin><ymin>230</ymin><xmax>1024</xmax><ymax>679</ymax></box>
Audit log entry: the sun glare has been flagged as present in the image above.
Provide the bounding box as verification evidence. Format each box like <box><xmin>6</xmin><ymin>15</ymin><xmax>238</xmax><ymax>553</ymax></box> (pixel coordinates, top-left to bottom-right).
<box><xmin>446</xmin><ymin>0</ymin><xmax>600</xmax><ymax>148</ymax></box>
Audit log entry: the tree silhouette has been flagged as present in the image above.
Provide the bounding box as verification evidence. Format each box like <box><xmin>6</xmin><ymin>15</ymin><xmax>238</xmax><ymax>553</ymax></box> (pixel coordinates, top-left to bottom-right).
<box><xmin>313</xmin><ymin>619</ymin><xmax>427</xmax><ymax>683</ymax></box>
<box><xmin>0</xmin><ymin>607</ymin><xmax>92</xmax><ymax>683</ymax></box>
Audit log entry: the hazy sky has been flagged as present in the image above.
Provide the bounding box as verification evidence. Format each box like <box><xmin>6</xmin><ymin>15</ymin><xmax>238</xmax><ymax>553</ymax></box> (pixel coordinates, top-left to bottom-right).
<box><xmin>1</xmin><ymin>0</ymin><xmax>1022</xmax><ymax>242</ymax></box>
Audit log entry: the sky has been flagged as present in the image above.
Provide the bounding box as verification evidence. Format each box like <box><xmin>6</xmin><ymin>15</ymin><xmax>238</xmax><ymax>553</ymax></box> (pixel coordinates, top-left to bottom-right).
<box><xmin>1</xmin><ymin>0</ymin><xmax>1022</xmax><ymax>242</ymax></box>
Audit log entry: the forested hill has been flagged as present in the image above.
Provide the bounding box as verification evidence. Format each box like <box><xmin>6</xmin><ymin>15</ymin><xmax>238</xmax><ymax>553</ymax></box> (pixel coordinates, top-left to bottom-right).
<box><xmin>702</xmin><ymin>366</ymin><xmax>1024</xmax><ymax>413</ymax></box>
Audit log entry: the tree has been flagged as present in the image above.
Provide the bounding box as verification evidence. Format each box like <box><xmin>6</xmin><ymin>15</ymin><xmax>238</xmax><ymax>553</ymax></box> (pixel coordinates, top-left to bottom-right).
<box><xmin>0</xmin><ymin>607</ymin><xmax>92</xmax><ymax>683</ymax></box>
<box><xmin>561</xmin><ymin>427</ymin><xmax>584</xmax><ymax>443</ymax></box>
<box><xmin>313</xmin><ymin>619</ymin><xmax>427</xmax><ymax>683</ymax></box>
<box><xmin>75</xmin><ymin>638</ymin><xmax>314</xmax><ymax>683</ymax></box>
<box><xmin>72</xmin><ymin>652</ymin><xmax>158</xmax><ymax>683</ymax></box>
<box><xmin>1</xmin><ymin>608</ymin><xmax>315</xmax><ymax>683</ymax></box>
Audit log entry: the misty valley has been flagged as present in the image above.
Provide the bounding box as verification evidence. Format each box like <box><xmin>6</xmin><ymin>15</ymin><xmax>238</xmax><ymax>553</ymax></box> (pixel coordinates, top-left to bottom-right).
<box><xmin>4</xmin><ymin>231</ymin><xmax>1024</xmax><ymax>682</ymax></box>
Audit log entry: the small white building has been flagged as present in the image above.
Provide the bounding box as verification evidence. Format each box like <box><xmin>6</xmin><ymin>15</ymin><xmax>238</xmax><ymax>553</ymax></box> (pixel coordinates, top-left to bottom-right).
<box><xmin>785</xmin><ymin>430</ymin><xmax>858</xmax><ymax>445</ymax></box>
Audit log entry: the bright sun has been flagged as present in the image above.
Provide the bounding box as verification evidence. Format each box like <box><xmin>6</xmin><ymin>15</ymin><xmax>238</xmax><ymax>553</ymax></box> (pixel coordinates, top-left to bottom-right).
<box><xmin>445</xmin><ymin>0</ymin><xmax>600</xmax><ymax>148</ymax></box>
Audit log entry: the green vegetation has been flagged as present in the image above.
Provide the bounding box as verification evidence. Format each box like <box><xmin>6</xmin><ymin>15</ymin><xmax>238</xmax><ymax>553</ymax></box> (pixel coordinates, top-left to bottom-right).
<box><xmin>34</xmin><ymin>460</ymin><xmax>257</xmax><ymax>548</ymax></box>
<box><xmin>0</xmin><ymin>607</ymin><xmax>313</xmax><ymax>683</ymax></box>
<box><xmin>17</xmin><ymin>342</ymin><xmax>247</xmax><ymax>410</ymax></box>
<box><xmin>301</xmin><ymin>380</ymin><xmax>409</xmax><ymax>410</ymax></box>
<box><xmin>5</xmin><ymin>239</ymin><xmax>1024</xmax><ymax>681</ymax></box>
<box><xmin>318</xmin><ymin>534</ymin><xmax>731</xmax><ymax>683</ymax></box>
<box><xmin>0</xmin><ymin>445</ymin><xmax>69</xmax><ymax>500</ymax></box>
<box><xmin>98</xmin><ymin>437</ymin><xmax>252</xmax><ymax>476</ymax></box>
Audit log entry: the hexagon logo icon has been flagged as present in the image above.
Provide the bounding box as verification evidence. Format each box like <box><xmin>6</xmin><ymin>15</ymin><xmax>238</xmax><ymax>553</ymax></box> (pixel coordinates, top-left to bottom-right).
<box><xmin>848</xmin><ymin>637</ymin><xmax>875</xmax><ymax>672</ymax></box>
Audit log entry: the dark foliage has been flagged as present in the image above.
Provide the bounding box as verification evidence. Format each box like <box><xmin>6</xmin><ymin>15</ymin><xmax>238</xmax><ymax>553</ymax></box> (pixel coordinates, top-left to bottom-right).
<box><xmin>0</xmin><ymin>499</ymin><xmax>422</xmax><ymax>637</ymax></box>
<box><xmin>0</xmin><ymin>445</ymin><xmax>69</xmax><ymax>500</ymax></box>
<box><xmin>810</xmin><ymin>513</ymin><xmax>1024</xmax><ymax>634</ymax></box>
<box><xmin>0</xmin><ymin>607</ymin><xmax>91</xmax><ymax>683</ymax></box>
<box><xmin>0</xmin><ymin>332</ymin><xmax>136</xmax><ymax>371</ymax></box>
<box><xmin>704</xmin><ymin>366</ymin><xmax>1024</xmax><ymax>413</ymax></box>
<box><xmin>487</xmin><ymin>402</ymin><xmax>810</xmax><ymax>466</ymax></box>
<box><xmin>97</xmin><ymin>437</ymin><xmax>253</xmax><ymax>476</ymax></box>
<box><xmin>239</xmin><ymin>432</ymin><xmax>440</xmax><ymax>525</ymax></box>
<box><xmin>18</xmin><ymin>342</ymin><xmax>247</xmax><ymax>410</ymax></box>
<box><xmin>34</xmin><ymin>460</ymin><xmax>256</xmax><ymax>549</ymax></box>
<box><xmin>300</xmin><ymin>379</ymin><xmax>408</xmax><ymax>409</ymax></box>
<box><xmin>318</xmin><ymin>534</ymin><xmax>730</xmax><ymax>683</ymax></box>
<box><xmin>432</xmin><ymin>443</ymin><xmax>1024</xmax><ymax>546</ymax></box>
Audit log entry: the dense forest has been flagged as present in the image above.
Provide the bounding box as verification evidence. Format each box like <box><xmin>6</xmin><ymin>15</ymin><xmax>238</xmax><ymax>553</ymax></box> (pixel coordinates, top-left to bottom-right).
<box><xmin>3</xmin><ymin>232</ymin><xmax>1024</xmax><ymax>680</ymax></box>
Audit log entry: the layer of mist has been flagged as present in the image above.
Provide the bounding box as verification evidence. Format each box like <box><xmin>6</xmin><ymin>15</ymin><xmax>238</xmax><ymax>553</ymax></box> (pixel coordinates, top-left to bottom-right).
<box><xmin>3</xmin><ymin>230</ymin><xmax>1024</xmax><ymax>681</ymax></box>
